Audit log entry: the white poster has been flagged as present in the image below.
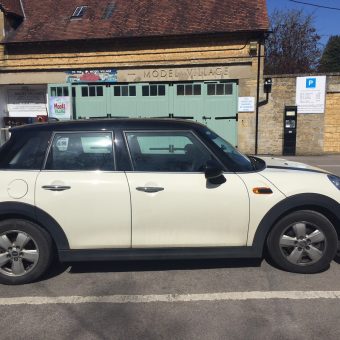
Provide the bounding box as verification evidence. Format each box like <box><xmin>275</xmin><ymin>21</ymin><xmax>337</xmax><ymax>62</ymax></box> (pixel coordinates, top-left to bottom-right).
<box><xmin>238</xmin><ymin>97</ymin><xmax>255</xmax><ymax>112</ymax></box>
<box><xmin>49</xmin><ymin>97</ymin><xmax>72</xmax><ymax>120</ymax></box>
<box><xmin>7</xmin><ymin>87</ymin><xmax>47</xmax><ymax>117</ymax></box>
<box><xmin>296</xmin><ymin>76</ymin><xmax>326</xmax><ymax>114</ymax></box>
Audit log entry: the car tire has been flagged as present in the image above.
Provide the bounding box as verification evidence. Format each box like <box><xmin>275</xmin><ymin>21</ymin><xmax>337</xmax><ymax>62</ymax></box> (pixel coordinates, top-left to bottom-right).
<box><xmin>0</xmin><ymin>219</ymin><xmax>53</xmax><ymax>285</ymax></box>
<box><xmin>267</xmin><ymin>210</ymin><xmax>338</xmax><ymax>274</ymax></box>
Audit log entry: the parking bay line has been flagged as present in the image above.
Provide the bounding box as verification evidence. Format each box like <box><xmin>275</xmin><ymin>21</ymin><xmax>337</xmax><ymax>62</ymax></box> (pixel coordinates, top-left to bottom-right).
<box><xmin>1</xmin><ymin>291</ymin><xmax>340</xmax><ymax>306</ymax></box>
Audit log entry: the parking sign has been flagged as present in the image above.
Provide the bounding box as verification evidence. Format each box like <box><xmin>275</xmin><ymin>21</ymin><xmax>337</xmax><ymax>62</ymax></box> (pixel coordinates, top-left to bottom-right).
<box><xmin>296</xmin><ymin>76</ymin><xmax>326</xmax><ymax>113</ymax></box>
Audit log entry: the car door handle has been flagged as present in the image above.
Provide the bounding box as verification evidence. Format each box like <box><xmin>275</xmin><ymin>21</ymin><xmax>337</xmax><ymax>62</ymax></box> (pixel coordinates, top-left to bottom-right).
<box><xmin>42</xmin><ymin>185</ymin><xmax>71</xmax><ymax>192</ymax></box>
<box><xmin>136</xmin><ymin>187</ymin><xmax>164</xmax><ymax>193</ymax></box>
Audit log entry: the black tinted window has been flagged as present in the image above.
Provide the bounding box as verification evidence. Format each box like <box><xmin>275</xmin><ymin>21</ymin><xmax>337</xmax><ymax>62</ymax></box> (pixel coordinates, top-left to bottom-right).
<box><xmin>125</xmin><ymin>131</ymin><xmax>215</xmax><ymax>172</ymax></box>
<box><xmin>45</xmin><ymin>132</ymin><xmax>114</xmax><ymax>171</ymax></box>
<box><xmin>0</xmin><ymin>131</ymin><xmax>50</xmax><ymax>170</ymax></box>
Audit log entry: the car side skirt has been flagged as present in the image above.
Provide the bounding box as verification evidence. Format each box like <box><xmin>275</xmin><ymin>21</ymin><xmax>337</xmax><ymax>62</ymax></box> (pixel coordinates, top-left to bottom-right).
<box><xmin>58</xmin><ymin>246</ymin><xmax>261</xmax><ymax>262</ymax></box>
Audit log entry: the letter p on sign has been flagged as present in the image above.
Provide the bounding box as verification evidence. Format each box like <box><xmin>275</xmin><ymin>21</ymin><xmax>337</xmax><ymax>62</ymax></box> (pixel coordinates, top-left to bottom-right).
<box><xmin>306</xmin><ymin>78</ymin><xmax>316</xmax><ymax>88</ymax></box>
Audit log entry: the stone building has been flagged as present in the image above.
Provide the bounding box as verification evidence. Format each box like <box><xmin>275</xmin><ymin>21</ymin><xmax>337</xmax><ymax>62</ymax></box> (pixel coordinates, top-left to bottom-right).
<box><xmin>0</xmin><ymin>0</ymin><xmax>269</xmax><ymax>152</ymax></box>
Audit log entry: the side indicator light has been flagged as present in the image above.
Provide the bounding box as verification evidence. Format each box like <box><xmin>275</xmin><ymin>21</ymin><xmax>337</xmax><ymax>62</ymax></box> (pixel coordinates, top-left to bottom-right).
<box><xmin>253</xmin><ymin>187</ymin><xmax>273</xmax><ymax>194</ymax></box>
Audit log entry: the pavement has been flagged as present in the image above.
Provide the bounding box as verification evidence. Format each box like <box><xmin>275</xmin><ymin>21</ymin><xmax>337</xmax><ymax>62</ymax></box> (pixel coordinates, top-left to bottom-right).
<box><xmin>0</xmin><ymin>155</ymin><xmax>340</xmax><ymax>340</ymax></box>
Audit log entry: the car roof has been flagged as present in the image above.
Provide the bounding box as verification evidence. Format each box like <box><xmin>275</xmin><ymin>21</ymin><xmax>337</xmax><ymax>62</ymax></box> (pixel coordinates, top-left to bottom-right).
<box><xmin>10</xmin><ymin>118</ymin><xmax>207</xmax><ymax>133</ymax></box>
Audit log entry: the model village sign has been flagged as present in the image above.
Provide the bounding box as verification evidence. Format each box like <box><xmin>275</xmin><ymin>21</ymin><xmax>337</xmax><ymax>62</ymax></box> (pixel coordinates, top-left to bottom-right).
<box><xmin>65</xmin><ymin>65</ymin><xmax>253</xmax><ymax>83</ymax></box>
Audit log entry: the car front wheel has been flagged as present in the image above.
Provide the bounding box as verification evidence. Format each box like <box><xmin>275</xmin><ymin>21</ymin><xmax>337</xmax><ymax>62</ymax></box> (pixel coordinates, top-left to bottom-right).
<box><xmin>267</xmin><ymin>210</ymin><xmax>338</xmax><ymax>274</ymax></box>
<box><xmin>0</xmin><ymin>219</ymin><xmax>53</xmax><ymax>285</ymax></box>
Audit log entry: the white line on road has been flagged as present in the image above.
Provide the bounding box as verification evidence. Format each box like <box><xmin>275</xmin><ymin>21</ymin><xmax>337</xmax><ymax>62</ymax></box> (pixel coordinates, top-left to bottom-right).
<box><xmin>1</xmin><ymin>291</ymin><xmax>340</xmax><ymax>306</ymax></box>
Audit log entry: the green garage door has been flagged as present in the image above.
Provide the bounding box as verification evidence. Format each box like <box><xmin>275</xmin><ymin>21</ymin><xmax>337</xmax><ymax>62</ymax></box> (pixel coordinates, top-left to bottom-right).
<box><xmin>53</xmin><ymin>81</ymin><xmax>238</xmax><ymax>146</ymax></box>
<box><xmin>173</xmin><ymin>81</ymin><xmax>238</xmax><ymax>146</ymax></box>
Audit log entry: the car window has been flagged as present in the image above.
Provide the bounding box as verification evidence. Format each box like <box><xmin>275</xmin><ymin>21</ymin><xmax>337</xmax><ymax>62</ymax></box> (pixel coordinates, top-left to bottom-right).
<box><xmin>125</xmin><ymin>131</ymin><xmax>215</xmax><ymax>172</ymax></box>
<box><xmin>45</xmin><ymin>132</ymin><xmax>114</xmax><ymax>171</ymax></box>
<box><xmin>0</xmin><ymin>131</ymin><xmax>51</xmax><ymax>170</ymax></box>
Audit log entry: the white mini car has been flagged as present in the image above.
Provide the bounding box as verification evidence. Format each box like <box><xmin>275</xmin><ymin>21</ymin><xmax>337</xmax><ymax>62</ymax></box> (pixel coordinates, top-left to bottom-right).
<box><xmin>0</xmin><ymin>119</ymin><xmax>339</xmax><ymax>285</ymax></box>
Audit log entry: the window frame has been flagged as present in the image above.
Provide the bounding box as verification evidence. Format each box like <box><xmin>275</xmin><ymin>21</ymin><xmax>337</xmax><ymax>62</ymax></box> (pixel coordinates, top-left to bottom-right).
<box><xmin>141</xmin><ymin>84</ymin><xmax>166</xmax><ymax>97</ymax></box>
<box><xmin>123</xmin><ymin>129</ymin><xmax>224</xmax><ymax>173</ymax></box>
<box><xmin>42</xmin><ymin>130</ymin><xmax>117</xmax><ymax>172</ymax></box>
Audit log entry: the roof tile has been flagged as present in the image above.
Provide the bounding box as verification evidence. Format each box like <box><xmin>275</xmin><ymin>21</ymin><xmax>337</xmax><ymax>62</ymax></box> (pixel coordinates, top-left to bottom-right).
<box><xmin>4</xmin><ymin>0</ymin><xmax>268</xmax><ymax>43</ymax></box>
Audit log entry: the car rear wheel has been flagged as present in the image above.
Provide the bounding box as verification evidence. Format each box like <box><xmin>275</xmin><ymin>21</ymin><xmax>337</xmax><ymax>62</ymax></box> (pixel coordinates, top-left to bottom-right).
<box><xmin>267</xmin><ymin>210</ymin><xmax>338</xmax><ymax>274</ymax></box>
<box><xmin>0</xmin><ymin>219</ymin><xmax>53</xmax><ymax>285</ymax></box>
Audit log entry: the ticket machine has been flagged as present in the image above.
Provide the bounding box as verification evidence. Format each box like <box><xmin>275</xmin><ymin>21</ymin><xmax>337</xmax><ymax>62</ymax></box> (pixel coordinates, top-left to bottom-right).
<box><xmin>283</xmin><ymin>106</ymin><xmax>297</xmax><ymax>155</ymax></box>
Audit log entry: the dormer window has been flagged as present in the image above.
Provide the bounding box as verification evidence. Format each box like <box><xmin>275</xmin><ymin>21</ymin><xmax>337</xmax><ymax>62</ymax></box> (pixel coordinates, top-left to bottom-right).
<box><xmin>71</xmin><ymin>6</ymin><xmax>88</xmax><ymax>19</ymax></box>
<box><xmin>102</xmin><ymin>2</ymin><xmax>115</xmax><ymax>19</ymax></box>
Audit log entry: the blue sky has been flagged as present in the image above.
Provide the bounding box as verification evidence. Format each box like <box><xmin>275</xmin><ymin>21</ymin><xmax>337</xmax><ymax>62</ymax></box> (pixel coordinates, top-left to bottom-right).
<box><xmin>266</xmin><ymin>0</ymin><xmax>340</xmax><ymax>46</ymax></box>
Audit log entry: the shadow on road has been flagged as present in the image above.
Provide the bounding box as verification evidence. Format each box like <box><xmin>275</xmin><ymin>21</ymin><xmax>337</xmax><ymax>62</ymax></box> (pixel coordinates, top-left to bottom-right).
<box><xmin>67</xmin><ymin>258</ymin><xmax>263</xmax><ymax>274</ymax></box>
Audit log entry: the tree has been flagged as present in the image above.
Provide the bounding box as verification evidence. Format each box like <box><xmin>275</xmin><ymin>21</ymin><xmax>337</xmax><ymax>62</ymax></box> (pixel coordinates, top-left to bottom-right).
<box><xmin>319</xmin><ymin>35</ymin><xmax>340</xmax><ymax>72</ymax></box>
<box><xmin>265</xmin><ymin>9</ymin><xmax>321</xmax><ymax>75</ymax></box>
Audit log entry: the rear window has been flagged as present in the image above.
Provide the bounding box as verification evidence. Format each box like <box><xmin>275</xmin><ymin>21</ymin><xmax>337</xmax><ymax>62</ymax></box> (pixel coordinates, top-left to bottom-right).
<box><xmin>45</xmin><ymin>132</ymin><xmax>114</xmax><ymax>171</ymax></box>
<box><xmin>0</xmin><ymin>131</ymin><xmax>51</xmax><ymax>170</ymax></box>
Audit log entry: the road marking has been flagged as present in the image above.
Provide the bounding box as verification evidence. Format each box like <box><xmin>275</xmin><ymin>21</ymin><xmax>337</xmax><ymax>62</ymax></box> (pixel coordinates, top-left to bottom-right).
<box><xmin>1</xmin><ymin>291</ymin><xmax>340</xmax><ymax>306</ymax></box>
<box><xmin>317</xmin><ymin>165</ymin><xmax>340</xmax><ymax>167</ymax></box>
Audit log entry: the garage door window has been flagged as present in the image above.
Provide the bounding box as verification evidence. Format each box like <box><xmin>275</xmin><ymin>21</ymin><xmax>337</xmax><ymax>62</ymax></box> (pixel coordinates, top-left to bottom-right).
<box><xmin>81</xmin><ymin>86</ymin><xmax>104</xmax><ymax>97</ymax></box>
<box><xmin>114</xmin><ymin>85</ymin><xmax>136</xmax><ymax>97</ymax></box>
<box><xmin>45</xmin><ymin>132</ymin><xmax>114</xmax><ymax>171</ymax></box>
<box><xmin>142</xmin><ymin>85</ymin><xmax>166</xmax><ymax>96</ymax></box>
<box><xmin>207</xmin><ymin>83</ymin><xmax>233</xmax><ymax>96</ymax></box>
<box><xmin>125</xmin><ymin>131</ymin><xmax>215</xmax><ymax>172</ymax></box>
<box><xmin>177</xmin><ymin>84</ymin><xmax>201</xmax><ymax>96</ymax></box>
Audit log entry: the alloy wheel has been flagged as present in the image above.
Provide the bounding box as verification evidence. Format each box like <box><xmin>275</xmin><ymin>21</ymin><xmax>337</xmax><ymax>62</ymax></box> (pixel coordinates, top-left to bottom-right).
<box><xmin>0</xmin><ymin>230</ymin><xmax>39</xmax><ymax>277</ymax></box>
<box><xmin>279</xmin><ymin>221</ymin><xmax>326</xmax><ymax>266</ymax></box>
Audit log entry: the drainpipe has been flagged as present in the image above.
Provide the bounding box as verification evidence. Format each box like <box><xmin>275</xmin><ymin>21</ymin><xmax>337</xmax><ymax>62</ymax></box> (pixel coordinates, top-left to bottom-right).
<box><xmin>255</xmin><ymin>40</ymin><xmax>261</xmax><ymax>155</ymax></box>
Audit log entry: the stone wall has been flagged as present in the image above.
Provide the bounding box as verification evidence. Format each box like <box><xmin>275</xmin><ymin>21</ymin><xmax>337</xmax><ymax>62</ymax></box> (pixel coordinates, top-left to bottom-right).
<box><xmin>325</xmin><ymin>93</ymin><xmax>340</xmax><ymax>153</ymax></box>
<box><xmin>1</xmin><ymin>37</ymin><xmax>254</xmax><ymax>71</ymax></box>
<box><xmin>258</xmin><ymin>74</ymin><xmax>340</xmax><ymax>155</ymax></box>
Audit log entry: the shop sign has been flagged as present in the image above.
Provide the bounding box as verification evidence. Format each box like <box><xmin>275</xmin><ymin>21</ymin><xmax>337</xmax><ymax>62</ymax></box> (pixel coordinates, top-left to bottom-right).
<box><xmin>7</xmin><ymin>87</ymin><xmax>47</xmax><ymax>117</ymax></box>
<box><xmin>66</xmin><ymin>70</ymin><xmax>117</xmax><ymax>83</ymax></box>
<box><xmin>49</xmin><ymin>97</ymin><xmax>72</xmax><ymax>119</ymax></box>
<box><xmin>238</xmin><ymin>97</ymin><xmax>255</xmax><ymax>112</ymax></box>
<box><xmin>296</xmin><ymin>76</ymin><xmax>326</xmax><ymax>113</ymax></box>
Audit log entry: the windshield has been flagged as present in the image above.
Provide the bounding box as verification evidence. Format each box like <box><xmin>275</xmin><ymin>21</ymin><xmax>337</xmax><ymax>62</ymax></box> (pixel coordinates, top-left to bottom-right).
<box><xmin>203</xmin><ymin>128</ymin><xmax>254</xmax><ymax>171</ymax></box>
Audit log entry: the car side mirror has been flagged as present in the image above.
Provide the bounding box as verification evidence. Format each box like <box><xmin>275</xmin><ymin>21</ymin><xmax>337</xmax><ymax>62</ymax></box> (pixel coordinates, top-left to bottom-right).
<box><xmin>204</xmin><ymin>160</ymin><xmax>226</xmax><ymax>185</ymax></box>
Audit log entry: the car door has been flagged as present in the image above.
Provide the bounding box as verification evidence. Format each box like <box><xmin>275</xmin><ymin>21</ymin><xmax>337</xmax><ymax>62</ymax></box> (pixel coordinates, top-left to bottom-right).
<box><xmin>35</xmin><ymin>131</ymin><xmax>131</xmax><ymax>249</ymax></box>
<box><xmin>0</xmin><ymin>130</ymin><xmax>51</xmax><ymax>206</ymax></box>
<box><xmin>124</xmin><ymin>130</ymin><xmax>250</xmax><ymax>248</ymax></box>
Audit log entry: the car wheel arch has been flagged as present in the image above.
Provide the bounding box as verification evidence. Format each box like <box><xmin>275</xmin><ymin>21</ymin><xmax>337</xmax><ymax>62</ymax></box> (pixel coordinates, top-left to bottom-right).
<box><xmin>0</xmin><ymin>202</ymin><xmax>70</xmax><ymax>252</ymax></box>
<box><xmin>252</xmin><ymin>193</ymin><xmax>340</xmax><ymax>255</ymax></box>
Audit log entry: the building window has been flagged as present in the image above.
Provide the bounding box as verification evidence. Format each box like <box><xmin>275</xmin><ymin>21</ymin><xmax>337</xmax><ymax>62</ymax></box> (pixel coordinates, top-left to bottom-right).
<box><xmin>207</xmin><ymin>83</ymin><xmax>233</xmax><ymax>96</ymax></box>
<box><xmin>114</xmin><ymin>85</ymin><xmax>136</xmax><ymax>97</ymax></box>
<box><xmin>177</xmin><ymin>84</ymin><xmax>201</xmax><ymax>96</ymax></box>
<box><xmin>142</xmin><ymin>85</ymin><xmax>166</xmax><ymax>97</ymax></box>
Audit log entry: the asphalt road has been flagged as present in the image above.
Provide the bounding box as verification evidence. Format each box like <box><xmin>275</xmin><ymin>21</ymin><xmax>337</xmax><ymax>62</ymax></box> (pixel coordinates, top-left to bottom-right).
<box><xmin>0</xmin><ymin>155</ymin><xmax>340</xmax><ymax>340</ymax></box>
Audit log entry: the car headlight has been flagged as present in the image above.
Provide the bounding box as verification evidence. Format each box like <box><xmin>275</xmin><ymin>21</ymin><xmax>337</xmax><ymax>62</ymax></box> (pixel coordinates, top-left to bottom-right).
<box><xmin>328</xmin><ymin>175</ymin><xmax>340</xmax><ymax>190</ymax></box>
